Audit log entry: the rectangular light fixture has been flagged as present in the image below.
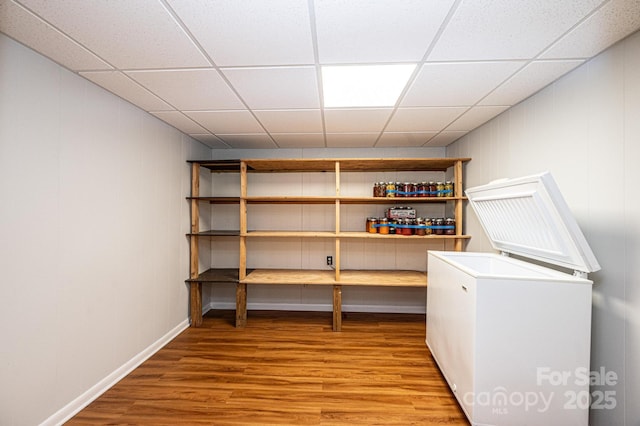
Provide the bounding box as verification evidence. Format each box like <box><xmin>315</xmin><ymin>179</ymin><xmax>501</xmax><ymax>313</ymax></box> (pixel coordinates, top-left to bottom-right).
<box><xmin>322</xmin><ymin>64</ymin><xmax>416</xmax><ymax>108</ymax></box>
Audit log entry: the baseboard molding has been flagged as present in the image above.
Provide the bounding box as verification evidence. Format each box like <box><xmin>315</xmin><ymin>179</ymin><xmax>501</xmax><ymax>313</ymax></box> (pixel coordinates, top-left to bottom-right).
<box><xmin>41</xmin><ymin>319</ymin><xmax>190</xmax><ymax>426</ymax></box>
<box><xmin>207</xmin><ymin>301</ymin><xmax>425</xmax><ymax>314</ymax></box>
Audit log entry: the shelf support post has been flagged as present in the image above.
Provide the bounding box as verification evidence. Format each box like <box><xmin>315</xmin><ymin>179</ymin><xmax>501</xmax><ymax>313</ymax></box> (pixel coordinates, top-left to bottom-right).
<box><xmin>236</xmin><ymin>283</ymin><xmax>247</xmax><ymax>328</ymax></box>
<box><xmin>237</xmin><ymin>161</ymin><xmax>248</xmax><ymax>328</ymax></box>
<box><xmin>190</xmin><ymin>162</ymin><xmax>203</xmax><ymax>327</ymax></box>
<box><xmin>335</xmin><ymin>161</ymin><xmax>341</xmax><ymax>282</ymax></box>
<box><xmin>454</xmin><ymin>159</ymin><xmax>464</xmax><ymax>252</ymax></box>
<box><xmin>333</xmin><ymin>284</ymin><xmax>342</xmax><ymax>331</ymax></box>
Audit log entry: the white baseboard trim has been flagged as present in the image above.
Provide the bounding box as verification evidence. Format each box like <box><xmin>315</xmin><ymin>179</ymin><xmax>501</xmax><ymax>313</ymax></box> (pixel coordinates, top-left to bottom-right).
<box><xmin>41</xmin><ymin>319</ymin><xmax>190</xmax><ymax>426</ymax></box>
<box><xmin>207</xmin><ymin>301</ymin><xmax>425</xmax><ymax>314</ymax></box>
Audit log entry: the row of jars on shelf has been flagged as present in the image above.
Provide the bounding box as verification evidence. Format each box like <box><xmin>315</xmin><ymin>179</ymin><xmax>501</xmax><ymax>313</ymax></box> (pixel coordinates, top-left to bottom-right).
<box><xmin>373</xmin><ymin>181</ymin><xmax>454</xmax><ymax>198</ymax></box>
<box><xmin>366</xmin><ymin>217</ymin><xmax>456</xmax><ymax>236</ymax></box>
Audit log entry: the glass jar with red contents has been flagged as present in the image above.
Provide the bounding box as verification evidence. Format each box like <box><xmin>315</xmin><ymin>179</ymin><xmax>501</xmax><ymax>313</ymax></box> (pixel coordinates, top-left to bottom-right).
<box><xmin>417</xmin><ymin>182</ymin><xmax>428</xmax><ymax>197</ymax></box>
<box><xmin>428</xmin><ymin>181</ymin><xmax>437</xmax><ymax>197</ymax></box>
<box><xmin>444</xmin><ymin>217</ymin><xmax>456</xmax><ymax>235</ymax></box>
<box><xmin>373</xmin><ymin>182</ymin><xmax>386</xmax><ymax>197</ymax></box>
<box><xmin>433</xmin><ymin>217</ymin><xmax>444</xmax><ymax>235</ymax></box>
<box><xmin>400</xmin><ymin>219</ymin><xmax>414</xmax><ymax>236</ymax></box>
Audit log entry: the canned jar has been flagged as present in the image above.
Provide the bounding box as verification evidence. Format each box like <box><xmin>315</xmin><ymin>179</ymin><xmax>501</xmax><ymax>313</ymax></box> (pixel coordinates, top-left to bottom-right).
<box><xmin>417</xmin><ymin>182</ymin><xmax>428</xmax><ymax>197</ymax></box>
<box><xmin>444</xmin><ymin>181</ymin><xmax>454</xmax><ymax>197</ymax></box>
<box><xmin>415</xmin><ymin>218</ymin><xmax>426</xmax><ymax>236</ymax></box>
<box><xmin>436</xmin><ymin>182</ymin><xmax>445</xmax><ymax>197</ymax></box>
<box><xmin>385</xmin><ymin>182</ymin><xmax>396</xmax><ymax>198</ymax></box>
<box><xmin>373</xmin><ymin>182</ymin><xmax>386</xmax><ymax>197</ymax></box>
<box><xmin>378</xmin><ymin>217</ymin><xmax>389</xmax><ymax>235</ymax></box>
<box><xmin>400</xmin><ymin>219</ymin><xmax>414</xmax><ymax>236</ymax></box>
<box><xmin>445</xmin><ymin>217</ymin><xmax>456</xmax><ymax>235</ymax></box>
<box><xmin>424</xmin><ymin>218</ymin><xmax>433</xmax><ymax>235</ymax></box>
<box><xmin>388</xmin><ymin>219</ymin><xmax>397</xmax><ymax>235</ymax></box>
<box><xmin>366</xmin><ymin>217</ymin><xmax>378</xmax><ymax>233</ymax></box>
<box><xmin>410</xmin><ymin>182</ymin><xmax>419</xmax><ymax>197</ymax></box>
<box><xmin>433</xmin><ymin>217</ymin><xmax>444</xmax><ymax>235</ymax></box>
<box><xmin>428</xmin><ymin>181</ymin><xmax>437</xmax><ymax>197</ymax></box>
<box><xmin>400</xmin><ymin>182</ymin><xmax>412</xmax><ymax>197</ymax></box>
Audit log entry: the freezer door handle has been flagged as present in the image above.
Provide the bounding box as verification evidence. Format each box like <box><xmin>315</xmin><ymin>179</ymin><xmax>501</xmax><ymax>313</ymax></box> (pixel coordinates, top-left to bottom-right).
<box><xmin>461</xmin><ymin>284</ymin><xmax>468</xmax><ymax>292</ymax></box>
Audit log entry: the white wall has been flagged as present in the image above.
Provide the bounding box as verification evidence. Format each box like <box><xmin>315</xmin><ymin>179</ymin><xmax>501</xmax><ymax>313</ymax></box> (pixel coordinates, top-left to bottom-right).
<box><xmin>0</xmin><ymin>34</ymin><xmax>210</xmax><ymax>425</ymax></box>
<box><xmin>447</xmin><ymin>30</ymin><xmax>640</xmax><ymax>426</ymax></box>
<box><xmin>208</xmin><ymin>147</ymin><xmax>452</xmax><ymax>313</ymax></box>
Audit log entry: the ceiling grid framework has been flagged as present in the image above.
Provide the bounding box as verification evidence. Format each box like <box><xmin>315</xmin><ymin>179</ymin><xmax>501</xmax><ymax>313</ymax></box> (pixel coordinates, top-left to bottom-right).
<box><xmin>1</xmin><ymin>0</ymin><xmax>640</xmax><ymax>149</ymax></box>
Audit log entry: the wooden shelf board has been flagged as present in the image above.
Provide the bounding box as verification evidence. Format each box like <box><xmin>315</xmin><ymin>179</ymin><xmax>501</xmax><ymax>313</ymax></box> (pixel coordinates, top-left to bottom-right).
<box><xmin>338</xmin><ymin>196</ymin><xmax>467</xmax><ymax>203</ymax></box>
<box><xmin>188</xmin><ymin>230</ymin><xmax>240</xmax><ymax>237</ymax></box>
<box><xmin>338</xmin><ymin>232</ymin><xmax>472</xmax><ymax>239</ymax></box>
<box><xmin>187</xmin><ymin>196</ymin><xmax>240</xmax><ymax>204</ymax></box>
<box><xmin>244</xmin><ymin>231</ymin><xmax>336</xmax><ymax>238</ymax></box>
<box><xmin>241</xmin><ymin>269</ymin><xmax>427</xmax><ymax>287</ymax></box>
<box><xmin>245</xmin><ymin>196</ymin><xmax>337</xmax><ymax>204</ymax></box>
<box><xmin>243</xmin><ymin>196</ymin><xmax>467</xmax><ymax>204</ymax></box>
<box><xmin>240</xmin><ymin>231</ymin><xmax>471</xmax><ymax>239</ymax></box>
<box><xmin>339</xmin><ymin>270</ymin><xmax>427</xmax><ymax>286</ymax></box>
<box><xmin>186</xmin><ymin>268</ymin><xmax>241</xmax><ymax>283</ymax></box>
<box><xmin>243</xmin><ymin>158</ymin><xmax>471</xmax><ymax>173</ymax></box>
<box><xmin>188</xmin><ymin>160</ymin><xmax>241</xmax><ymax>172</ymax></box>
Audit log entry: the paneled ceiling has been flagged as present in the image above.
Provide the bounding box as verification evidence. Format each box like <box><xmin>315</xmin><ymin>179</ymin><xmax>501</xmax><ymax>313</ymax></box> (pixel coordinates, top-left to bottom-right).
<box><xmin>2</xmin><ymin>0</ymin><xmax>640</xmax><ymax>149</ymax></box>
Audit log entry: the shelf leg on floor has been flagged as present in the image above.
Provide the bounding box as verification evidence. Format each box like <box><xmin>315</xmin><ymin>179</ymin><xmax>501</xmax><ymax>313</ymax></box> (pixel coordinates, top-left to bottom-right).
<box><xmin>236</xmin><ymin>283</ymin><xmax>247</xmax><ymax>328</ymax></box>
<box><xmin>190</xmin><ymin>282</ymin><xmax>202</xmax><ymax>327</ymax></box>
<box><xmin>333</xmin><ymin>285</ymin><xmax>342</xmax><ymax>331</ymax></box>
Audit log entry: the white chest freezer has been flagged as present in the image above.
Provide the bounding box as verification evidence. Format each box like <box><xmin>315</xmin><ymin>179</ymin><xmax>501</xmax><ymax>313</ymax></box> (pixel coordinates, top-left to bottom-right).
<box><xmin>426</xmin><ymin>172</ymin><xmax>600</xmax><ymax>426</ymax></box>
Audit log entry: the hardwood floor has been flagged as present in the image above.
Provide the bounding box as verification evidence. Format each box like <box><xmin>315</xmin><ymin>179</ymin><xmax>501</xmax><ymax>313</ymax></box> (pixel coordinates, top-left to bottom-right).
<box><xmin>68</xmin><ymin>310</ymin><xmax>469</xmax><ymax>425</ymax></box>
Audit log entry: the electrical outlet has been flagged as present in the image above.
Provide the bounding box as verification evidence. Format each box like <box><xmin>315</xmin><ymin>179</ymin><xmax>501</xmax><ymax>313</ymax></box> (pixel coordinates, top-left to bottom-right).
<box><xmin>326</xmin><ymin>256</ymin><xmax>333</xmax><ymax>266</ymax></box>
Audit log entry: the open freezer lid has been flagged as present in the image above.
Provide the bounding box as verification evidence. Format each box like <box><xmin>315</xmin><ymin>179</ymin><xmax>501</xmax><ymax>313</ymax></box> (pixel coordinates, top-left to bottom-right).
<box><xmin>465</xmin><ymin>172</ymin><xmax>600</xmax><ymax>274</ymax></box>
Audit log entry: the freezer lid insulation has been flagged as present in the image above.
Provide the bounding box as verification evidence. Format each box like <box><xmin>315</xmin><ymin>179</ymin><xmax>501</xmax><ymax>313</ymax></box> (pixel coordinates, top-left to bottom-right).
<box><xmin>465</xmin><ymin>172</ymin><xmax>600</xmax><ymax>273</ymax></box>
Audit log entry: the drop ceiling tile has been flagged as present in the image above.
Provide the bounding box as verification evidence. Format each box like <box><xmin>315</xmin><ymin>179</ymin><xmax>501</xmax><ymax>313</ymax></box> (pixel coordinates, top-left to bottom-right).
<box><xmin>428</xmin><ymin>0</ymin><xmax>603</xmax><ymax>60</ymax></box>
<box><xmin>271</xmin><ymin>133</ymin><xmax>326</xmax><ymax>148</ymax></box>
<box><xmin>445</xmin><ymin>106</ymin><xmax>509</xmax><ymax>131</ymax></box>
<box><xmin>376</xmin><ymin>132</ymin><xmax>437</xmax><ymax>147</ymax></box>
<box><xmin>167</xmin><ymin>0</ymin><xmax>314</xmax><ymax>66</ymax></box>
<box><xmin>253</xmin><ymin>110</ymin><xmax>323</xmax><ymax>133</ymax></box>
<box><xmin>222</xmin><ymin>66</ymin><xmax>320</xmax><ymax>109</ymax></box>
<box><xmin>17</xmin><ymin>0</ymin><xmax>210</xmax><ymax>69</ymax></box>
<box><xmin>314</xmin><ymin>0</ymin><xmax>455</xmax><ymax>63</ymax></box>
<box><xmin>80</xmin><ymin>71</ymin><xmax>172</xmax><ymax>111</ymax></box>
<box><xmin>325</xmin><ymin>133</ymin><xmax>379</xmax><ymax>148</ymax></box>
<box><xmin>189</xmin><ymin>134</ymin><xmax>230</xmax><ymax>149</ymax></box>
<box><xmin>480</xmin><ymin>60</ymin><xmax>584</xmax><ymax>106</ymax></box>
<box><xmin>425</xmin><ymin>131</ymin><xmax>468</xmax><ymax>147</ymax></box>
<box><xmin>185</xmin><ymin>110</ymin><xmax>264</xmax><ymax>134</ymax></box>
<box><xmin>401</xmin><ymin>62</ymin><xmax>525</xmax><ymax>107</ymax></box>
<box><xmin>126</xmin><ymin>69</ymin><xmax>244</xmax><ymax>110</ymax></box>
<box><xmin>541</xmin><ymin>0</ymin><xmax>640</xmax><ymax>59</ymax></box>
<box><xmin>386</xmin><ymin>107</ymin><xmax>467</xmax><ymax>132</ymax></box>
<box><xmin>216</xmin><ymin>134</ymin><xmax>277</xmax><ymax>149</ymax></box>
<box><xmin>324</xmin><ymin>108</ymin><xmax>393</xmax><ymax>133</ymax></box>
<box><xmin>0</xmin><ymin>1</ymin><xmax>112</xmax><ymax>71</ymax></box>
<box><xmin>151</xmin><ymin>111</ymin><xmax>208</xmax><ymax>134</ymax></box>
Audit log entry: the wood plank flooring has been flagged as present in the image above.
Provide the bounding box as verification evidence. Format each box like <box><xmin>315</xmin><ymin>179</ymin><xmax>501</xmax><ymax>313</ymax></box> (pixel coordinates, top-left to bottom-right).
<box><xmin>68</xmin><ymin>310</ymin><xmax>469</xmax><ymax>425</ymax></box>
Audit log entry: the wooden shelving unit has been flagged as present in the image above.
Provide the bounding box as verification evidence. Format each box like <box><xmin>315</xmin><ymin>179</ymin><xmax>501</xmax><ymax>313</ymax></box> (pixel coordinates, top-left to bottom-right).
<box><xmin>187</xmin><ymin>157</ymin><xmax>471</xmax><ymax>329</ymax></box>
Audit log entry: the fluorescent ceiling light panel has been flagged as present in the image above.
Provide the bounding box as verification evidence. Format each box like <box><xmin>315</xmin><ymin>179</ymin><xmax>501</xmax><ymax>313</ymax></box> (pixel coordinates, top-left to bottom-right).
<box><xmin>322</xmin><ymin>64</ymin><xmax>416</xmax><ymax>107</ymax></box>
